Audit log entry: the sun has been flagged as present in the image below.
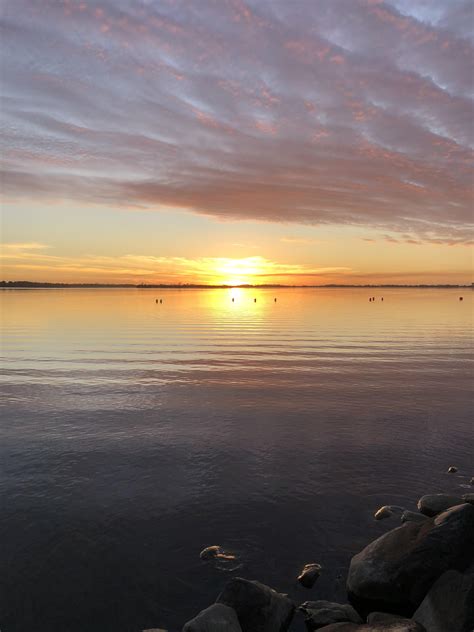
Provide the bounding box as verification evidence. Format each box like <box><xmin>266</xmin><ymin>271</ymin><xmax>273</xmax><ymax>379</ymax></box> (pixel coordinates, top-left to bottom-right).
<box><xmin>213</xmin><ymin>257</ymin><xmax>265</xmax><ymax>286</ymax></box>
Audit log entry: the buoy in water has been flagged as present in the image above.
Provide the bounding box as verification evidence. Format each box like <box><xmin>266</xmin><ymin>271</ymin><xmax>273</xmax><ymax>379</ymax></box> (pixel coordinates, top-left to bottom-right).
<box><xmin>254</xmin><ymin>298</ymin><xmax>257</xmax><ymax>303</ymax></box>
<box><xmin>459</xmin><ymin>297</ymin><xmax>463</xmax><ymax>301</ymax></box>
<box><xmin>274</xmin><ymin>298</ymin><xmax>277</xmax><ymax>302</ymax></box>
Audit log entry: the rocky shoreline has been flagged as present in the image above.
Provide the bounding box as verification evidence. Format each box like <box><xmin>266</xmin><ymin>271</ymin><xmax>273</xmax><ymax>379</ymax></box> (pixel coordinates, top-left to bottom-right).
<box><xmin>178</xmin><ymin>488</ymin><xmax>474</xmax><ymax>632</ymax></box>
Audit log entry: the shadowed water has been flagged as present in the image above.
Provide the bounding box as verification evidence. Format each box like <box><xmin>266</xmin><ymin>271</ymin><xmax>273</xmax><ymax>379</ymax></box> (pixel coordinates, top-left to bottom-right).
<box><xmin>0</xmin><ymin>287</ymin><xmax>472</xmax><ymax>631</ymax></box>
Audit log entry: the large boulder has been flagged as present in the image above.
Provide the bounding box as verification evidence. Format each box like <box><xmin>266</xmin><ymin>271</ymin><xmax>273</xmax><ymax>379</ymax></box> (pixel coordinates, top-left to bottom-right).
<box><xmin>400</xmin><ymin>511</ymin><xmax>428</xmax><ymax>525</ymax></box>
<box><xmin>366</xmin><ymin>612</ymin><xmax>425</xmax><ymax>630</ymax></box>
<box><xmin>413</xmin><ymin>566</ymin><xmax>474</xmax><ymax>632</ymax></box>
<box><xmin>367</xmin><ymin>613</ymin><xmax>419</xmax><ymax>625</ymax></box>
<box><xmin>417</xmin><ymin>494</ymin><xmax>463</xmax><ymax>517</ymax></box>
<box><xmin>313</xmin><ymin>621</ymin><xmax>424</xmax><ymax>631</ymax></box>
<box><xmin>183</xmin><ymin>603</ymin><xmax>242</xmax><ymax>631</ymax></box>
<box><xmin>308</xmin><ymin>626</ymin><xmax>361</xmax><ymax>631</ymax></box>
<box><xmin>309</xmin><ymin>626</ymin><xmax>361</xmax><ymax>632</ymax></box>
<box><xmin>299</xmin><ymin>600</ymin><xmax>362</xmax><ymax>630</ymax></box>
<box><xmin>216</xmin><ymin>577</ymin><xmax>294</xmax><ymax>632</ymax></box>
<box><xmin>347</xmin><ymin>503</ymin><xmax>474</xmax><ymax>614</ymax></box>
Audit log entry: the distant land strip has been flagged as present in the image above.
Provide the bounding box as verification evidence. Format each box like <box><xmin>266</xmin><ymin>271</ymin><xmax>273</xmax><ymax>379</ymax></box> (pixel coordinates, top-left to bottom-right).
<box><xmin>1</xmin><ymin>281</ymin><xmax>472</xmax><ymax>289</ymax></box>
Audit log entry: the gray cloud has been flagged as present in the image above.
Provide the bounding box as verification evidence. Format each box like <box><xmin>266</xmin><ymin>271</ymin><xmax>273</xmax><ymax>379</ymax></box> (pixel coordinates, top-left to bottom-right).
<box><xmin>1</xmin><ymin>0</ymin><xmax>473</xmax><ymax>243</ymax></box>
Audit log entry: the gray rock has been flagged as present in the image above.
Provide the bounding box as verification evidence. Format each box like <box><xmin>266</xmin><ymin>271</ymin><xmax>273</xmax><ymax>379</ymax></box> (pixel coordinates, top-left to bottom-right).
<box><xmin>183</xmin><ymin>604</ymin><xmax>242</xmax><ymax>631</ymax></box>
<box><xmin>299</xmin><ymin>600</ymin><xmax>362</xmax><ymax>630</ymax></box>
<box><xmin>298</xmin><ymin>563</ymin><xmax>322</xmax><ymax>588</ymax></box>
<box><xmin>462</xmin><ymin>493</ymin><xmax>474</xmax><ymax>504</ymax></box>
<box><xmin>470</xmin><ymin>477</ymin><xmax>474</xmax><ymax>485</ymax></box>
<box><xmin>413</xmin><ymin>567</ymin><xmax>474</xmax><ymax>632</ymax></box>
<box><xmin>417</xmin><ymin>493</ymin><xmax>464</xmax><ymax>516</ymax></box>
<box><xmin>347</xmin><ymin>503</ymin><xmax>474</xmax><ymax>613</ymax></box>
<box><xmin>400</xmin><ymin>511</ymin><xmax>428</xmax><ymax>524</ymax></box>
<box><xmin>216</xmin><ymin>577</ymin><xmax>294</xmax><ymax>632</ymax></box>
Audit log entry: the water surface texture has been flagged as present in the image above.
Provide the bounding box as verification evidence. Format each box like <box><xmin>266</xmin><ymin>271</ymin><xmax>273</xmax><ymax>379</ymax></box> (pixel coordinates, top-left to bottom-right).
<box><xmin>1</xmin><ymin>288</ymin><xmax>472</xmax><ymax>631</ymax></box>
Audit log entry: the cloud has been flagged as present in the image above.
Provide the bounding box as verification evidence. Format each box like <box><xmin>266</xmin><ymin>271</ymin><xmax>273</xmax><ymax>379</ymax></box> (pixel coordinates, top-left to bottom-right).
<box><xmin>280</xmin><ymin>236</ymin><xmax>323</xmax><ymax>245</ymax></box>
<box><xmin>1</xmin><ymin>0</ymin><xmax>473</xmax><ymax>244</ymax></box>
<box><xmin>0</xmin><ymin>242</ymin><xmax>50</xmax><ymax>251</ymax></box>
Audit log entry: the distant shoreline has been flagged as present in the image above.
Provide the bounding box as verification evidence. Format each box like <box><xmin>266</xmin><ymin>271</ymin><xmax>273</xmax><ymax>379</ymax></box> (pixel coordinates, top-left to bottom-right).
<box><xmin>1</xmin><ymin>281</ymin><xmax>472</xmax><ymax>289</ymax></box>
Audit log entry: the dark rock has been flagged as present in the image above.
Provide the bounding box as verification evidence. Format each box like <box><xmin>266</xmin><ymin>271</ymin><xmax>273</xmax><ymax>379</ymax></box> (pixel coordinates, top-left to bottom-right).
<box><xmin>200</xmin><ymin>545</ymin><xmax>221</xmax><ymax>560</ymax></box>
<box><xmin>309</xmin><ymin>625</ymin><xmax>361</xmax><ymax>631</ymax></box>
<box><xmin>417</xmin><ymin>493</ymin><xmax>464</xmax><ymax>517</ymax></box>
<box><xmin>447</xmin><ymin>466</ymin><xmax>458</xmax><ymax>473</ymax></box>
<box><xmin>216</xmin><ymin>577</ymin><xmax>294</xmax><ymax>632</ymax></box>
<box><xmin>298</xmin><ymin>563</ymin><xmax>322</xmax><ymax>588</ymax></box>
<box><xmin>299</xmin><ymin>600</ymin><xmax>362</xmax><ymax>630</ymax></box>
<box><xmin>199</xmin><ymin>545</ymin><xmax>236</xmax><ymax>561</ymax></box>
<box><xmin>183</xmin><ymin>604</ymin><xmax>242</xmax><ymax>631</ymax></box>
<box><xmin>347</xmin><ymin>503</ymin><xmax>474</xmax><ymax>614</ymax></box>
<box><xmin>400</xmin><ymin>511</ymin><xmax>428</xmax><ymax>524</ymax></box>
<box><xmin>313</xmin><ymin>622</ymin><xmax>424</xmax><ymax>631</ymax></box>
<box><xmin>470</xmin><ymin>477</ymin><xmax>474</xmax><ymax>485</ymax></box>
<box><xmin>309</xmin><ymin>625</ymin><xmax>362</xmax><ymax>631</ymax></box>
<box><xmin>462</xmin><ymin>493</ymin><xmax>474</xmax><ymax>504</ymax></box>
<box><xmin>413</xmin><ymin>567</ymin><xmax>474</xmax><ymax>632</ymax></box>
<box><xmin>367</xmin><ymin>612</ymin><xmax>424</xmax><ymax>628</ymax></box>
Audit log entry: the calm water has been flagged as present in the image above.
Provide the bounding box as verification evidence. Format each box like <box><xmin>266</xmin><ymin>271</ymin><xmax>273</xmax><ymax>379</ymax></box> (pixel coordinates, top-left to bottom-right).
<box><xmin>1</xmin><ymin>287</ymin><xmax>472</xmax><ymax>632</ymax></box>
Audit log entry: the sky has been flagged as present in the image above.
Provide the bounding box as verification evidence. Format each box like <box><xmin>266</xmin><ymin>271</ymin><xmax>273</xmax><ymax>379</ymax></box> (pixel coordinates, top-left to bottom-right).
<box><xmin>1</xmin><ymin>0</ymin><xmax>473</xmax><ymax>285</ymax></box>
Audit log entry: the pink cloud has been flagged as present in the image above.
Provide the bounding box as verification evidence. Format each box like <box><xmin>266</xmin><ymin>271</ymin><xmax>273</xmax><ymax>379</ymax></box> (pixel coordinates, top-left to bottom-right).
<box><xmin>0</xmin><ymin>0</ymin><xmax>472</xmax><ymax>246</ymax></box>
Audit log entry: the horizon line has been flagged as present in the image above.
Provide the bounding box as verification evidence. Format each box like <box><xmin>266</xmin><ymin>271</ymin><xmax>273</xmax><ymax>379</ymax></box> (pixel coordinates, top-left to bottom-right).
<box><xmin>1</xmin><ymin>281</ymin><xmax>472</xmax><ymax>289</ymax></box>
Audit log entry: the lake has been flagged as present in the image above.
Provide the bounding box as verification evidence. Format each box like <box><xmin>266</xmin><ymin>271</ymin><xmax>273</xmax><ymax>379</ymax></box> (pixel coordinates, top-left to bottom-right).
<box><xmin>0</xmin><ymin>287</ymin><xmax>472</xmax><ymax>631</ymax></box>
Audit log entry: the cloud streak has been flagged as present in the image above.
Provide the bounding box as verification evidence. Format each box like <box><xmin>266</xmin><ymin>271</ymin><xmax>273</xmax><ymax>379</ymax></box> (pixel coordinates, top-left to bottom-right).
<box><xmin>1</xmin><ymin>0</ymin><xmax>473</xmax><ymax>244</ymax></box>
<box><xmin>0</xmin><ymin>244</ymin><xmax>352</xmax><ymax>284</ymax></box>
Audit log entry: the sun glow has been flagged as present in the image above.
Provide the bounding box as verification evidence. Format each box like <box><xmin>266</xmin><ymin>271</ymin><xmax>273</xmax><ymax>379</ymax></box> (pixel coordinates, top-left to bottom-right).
<box><xmin>213</xmin><ymin>257</ymin><xmax>267</xmax><ymax>286</ymax></box>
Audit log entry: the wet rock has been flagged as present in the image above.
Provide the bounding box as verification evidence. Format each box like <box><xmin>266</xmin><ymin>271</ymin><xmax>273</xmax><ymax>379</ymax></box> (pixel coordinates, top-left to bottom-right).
<box><xmin>374</xmin><ymin>506</ymin><xmax>394</xmax><ymax>521</ymax></box>
<box><xmin>400</xmin><ymin>511</ymin><xmax>428</xmax><ymax>524</ymax></box>
<box><xmin>216</xmin><ymin>577</ymin><xmax>294</xmax><ymax>632</ymax></box>
<box><xmin>183</xmin><ymin>603</ymin><xmax>242</xmax><ymax>632</ymax></box>
<box><xmin>470</xmin><ymin>477</ymin><xmax>474</xmax><ymax>485</ymax></box>
<box><xmin>417</xmin><ymin>493</ymin><xmax>464</xmax><ymax>517</ymax></box>
<box><xmin>299</xmin><ymin>600</ymin><xmax>362</xmax><ymax>630</ymax></box>
<box><xmin>447</xmin><ymin>466</ymin><xmax>458</xmax><ymax>473</ymax></box>
<box><xmin>347</xmin><ymin>503</ymin><xmax>474</xmax><ymax>613</ymax></box>
<box><xmin>298</xmin><ymin>563</ymin><xmax>322</xmax><ymax>588</ymax></box>
<box><xmin>462</xmin><ymin>493</ymin><xmax>474</xmax><ymax>504</ymax></box>
<box><xmin>413</xmin><ymin>566</ymin><xmax>474</xmax><ymax>632</ymax></box>
<box><xmin>199</xmin><ymin>546</ymin><xmax>236</xmax><ymax>561</ymax></box>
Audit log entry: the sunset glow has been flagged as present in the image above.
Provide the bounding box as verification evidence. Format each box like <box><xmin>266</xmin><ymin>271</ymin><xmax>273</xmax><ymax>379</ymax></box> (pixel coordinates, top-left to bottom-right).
<box><xmin>1</xmin><ymin>0</ymin><xmax>473</xmax><ymax>285</ymax></box>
